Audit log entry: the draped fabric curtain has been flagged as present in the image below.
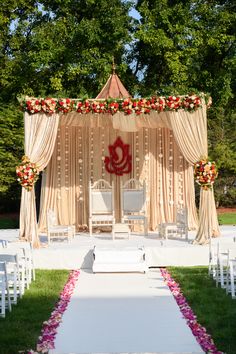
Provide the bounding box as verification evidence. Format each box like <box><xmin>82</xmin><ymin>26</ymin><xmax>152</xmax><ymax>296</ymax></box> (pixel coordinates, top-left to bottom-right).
<box><xmin>166</xmin><ymin>107</ymin><xmax>220</xmax><ymax>243</ymax></box>
<box><xmin>38</xmin><ymin>122</ymin><xmax>199</xmax><ymax>234</ymax></box>
<box><xmin>111</xmin><ymin>105</ymin><xmax>220</xmax><ymax>243</ymax></box>
<box><xmin>20</xmin><ymin>113</ymin><xmax>60</xmax><ymax>247</ymax></box>
<box><xmin>21</xmin><ymin>104</ymin><xmax>219</xmax><ymax>247</ymax></box>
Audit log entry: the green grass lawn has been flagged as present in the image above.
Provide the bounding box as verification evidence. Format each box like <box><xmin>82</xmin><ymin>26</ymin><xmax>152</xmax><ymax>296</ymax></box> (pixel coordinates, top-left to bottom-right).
<box><xmin>0</xmin><ymin>269</ymin><xmax>69</xmax><ymax>354</ymax></box>
<box><xmin>1</xmin><ymin>267</ymin><xmax>236</xmax><ymax>353</ymax></box>
<box><xmin>0</xmin><ymin>211</ymin><xmax>235</xmax><ymax>229</ymax></box>
<box><xmin>0</xmin><ymin>217</ymin><xmax>19</xmax><ymax>229</ymax></box>
<box><xmin>218</xmin><ymin>212</ymin><xmax>236</xmax><ymax>225</ymax></box>
<box><xmin>169</xmin><ymin>267</ymin><xmax>236</xmax><ymax>354</ymax></box>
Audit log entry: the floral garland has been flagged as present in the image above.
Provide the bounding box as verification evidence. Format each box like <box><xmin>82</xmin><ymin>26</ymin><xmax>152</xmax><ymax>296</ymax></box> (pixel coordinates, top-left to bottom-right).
<box><xmin>20</xmin><ymin>270</ymin><xmax>80</xmax><ymax>354</ymax></box>
<box><xmin>20</xmin><ymin>94</ymin><xmax>202</xmax><ymax>116</ymax></box>
<box><xmin>161</xmin><ymin>268</ymin><xmax>223</xmax><ymax>354</ymax></box>
<box><xmin>194</xmin><ymin>158</ymin><xmax>218</xmax><ymax>190</ymax></box>
<box><xmin>37</xmin><ymin>269</ymin><xmax>80</xmax><ymax>353</ymax></box>
<box><xmin>16</xmin><ymin>156</ymin><xmax>40</xmax><ymax>191</ymax></box>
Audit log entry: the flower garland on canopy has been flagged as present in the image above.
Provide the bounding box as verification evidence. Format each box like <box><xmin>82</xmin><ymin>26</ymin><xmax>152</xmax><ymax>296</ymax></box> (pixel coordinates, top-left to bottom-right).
<box><xmin>16</xmin><ymin>156</ymin><xmax>39</xmax><ymax>191</ymax></box>
<box><xmin>194</xmin><ymin>158</ymin><xmax>218</xmax><ymax>190</ymax></box>
<box><xmin>19</xmin><ymin>94</ymin><xmax>203</xmax><ymax>116</ymax></box>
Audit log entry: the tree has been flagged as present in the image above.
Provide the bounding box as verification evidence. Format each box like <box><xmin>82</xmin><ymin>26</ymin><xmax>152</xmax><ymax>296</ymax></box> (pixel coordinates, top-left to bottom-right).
<box><xmin>0</xmin><ymin>103</ymin><xmax>24</xmax><ymax>212</ymax></box>
<box><xmin>0</xmin><ymin>0</ymin><xmax>135</xmax><ymax>212</ymax></box>
<box><xmin>133</xmin><ymin>0</ymin><xmax>236</xmax><ymax>191</ymax></box>
<box><xmin>0</xmin><ymin>0</ymin><xmax>135</xmax><ymax>100</ymax></box>
<box><xmin>0</xmin><ymin>0</ymin><xmax>235</xmax><ymax>212</ymax></box>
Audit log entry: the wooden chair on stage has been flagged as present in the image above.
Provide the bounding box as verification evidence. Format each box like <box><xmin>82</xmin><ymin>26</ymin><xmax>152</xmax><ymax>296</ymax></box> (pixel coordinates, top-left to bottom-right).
<box><xmin>159</xmin><ymin>207</ymin><xmax>188</xmax><ymax>240</ymax></box>
<box><xmin>89</xmin><ymin>179</ymin><xmax>115</xmax><ymax>236</ymax></box>
<box><xmin>121</xmin><ymin>179</ymin><xmax>148</xmax><ymax>236</ymax></box>
<box><xmin>46</xmin><ymin>209</ymin><xmax>75</xmax><ymax>244</ymax></box>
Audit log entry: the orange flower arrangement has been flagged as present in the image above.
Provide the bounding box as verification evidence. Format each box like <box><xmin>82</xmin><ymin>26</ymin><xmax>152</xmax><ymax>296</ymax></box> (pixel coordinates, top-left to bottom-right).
<box><xmin>16</xmin><ymin>156</ymin><xmax>39</xmax><ymax>191</ymax></box>
<box><xmin>194</xmin><ymin>158</ymin><xmax>218</xmax><ymax>190</ymax></box>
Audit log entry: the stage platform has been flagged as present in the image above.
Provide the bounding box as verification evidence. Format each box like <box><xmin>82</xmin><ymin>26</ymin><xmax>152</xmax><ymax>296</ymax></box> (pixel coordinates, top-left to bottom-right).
<box><xmin>1</xmin><ymin>226</ymin><xmax>235</xmax><ymax>269</ymax></box>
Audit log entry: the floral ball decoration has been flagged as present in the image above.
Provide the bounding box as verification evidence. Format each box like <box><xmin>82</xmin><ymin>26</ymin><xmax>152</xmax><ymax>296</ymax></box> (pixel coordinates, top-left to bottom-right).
<box><xmin>16</xmin><ymin>156</ymin><xmax>39</xmax><ymax>191</ymax></box>
<box><xmin>194</xmin><ymin>158</ymin><xmax>218</xmax><ymax>190</ymax></box>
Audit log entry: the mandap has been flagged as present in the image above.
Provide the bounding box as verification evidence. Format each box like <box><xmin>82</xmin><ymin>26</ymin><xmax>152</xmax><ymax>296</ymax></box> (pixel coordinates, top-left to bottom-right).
<box><xmin>17</xmin><ymin>73</ymin><xmax>220</xmax><ymax>248</ymax></box>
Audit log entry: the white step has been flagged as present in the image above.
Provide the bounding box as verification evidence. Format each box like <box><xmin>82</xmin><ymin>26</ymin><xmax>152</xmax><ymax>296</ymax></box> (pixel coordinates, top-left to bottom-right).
<box><xmin>92</xmin><ymin>246</ymin><xmax>148</xmax><ymax>273</ymax></box>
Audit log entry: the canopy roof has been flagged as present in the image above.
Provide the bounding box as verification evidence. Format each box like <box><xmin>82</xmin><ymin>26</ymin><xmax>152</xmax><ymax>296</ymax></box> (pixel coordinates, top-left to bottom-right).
<box><xmin>96</xmin><ymin>73</ymin><xmax>131</xmax><ymax>99</ymax></box>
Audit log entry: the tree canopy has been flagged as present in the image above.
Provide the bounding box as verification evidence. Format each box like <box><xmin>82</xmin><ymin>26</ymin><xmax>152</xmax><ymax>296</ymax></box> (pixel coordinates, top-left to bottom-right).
<box><xmin>0</xmin><ymin>0</ymin><xmax>235</xmax><ymax>211</ymax></box>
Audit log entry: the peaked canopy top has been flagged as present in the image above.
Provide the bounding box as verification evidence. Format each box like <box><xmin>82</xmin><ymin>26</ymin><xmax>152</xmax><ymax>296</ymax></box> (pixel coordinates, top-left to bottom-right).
<box><xmin>96</xmin><ymin>73</ymin><xmax>131</xmax><ymax>99</ymax></box>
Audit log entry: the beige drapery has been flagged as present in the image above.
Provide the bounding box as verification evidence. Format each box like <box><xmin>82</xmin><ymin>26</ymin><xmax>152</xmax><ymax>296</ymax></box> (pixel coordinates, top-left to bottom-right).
<box><xmin>111</xmin><ymin>106</ymin><xmax>220</xmax><ymax>243</ymax></box>
<box><xmin>20</xmin><ymin>113</ymin><xmax>60</xmax><ymax>247</ymax></box>
<box><xmin>38</xmin><ymin>125</ymin><xmax>198</xmax><ymax>233</ymax></box>
<box><xmin>166</xmin><ymin>107</ymin><xmax>220</xmax><ymax>243</ymax></box>
<box><xmin>21</xmin><ymin>104</ymin><xmax>220</xmax><ymax>247</ymax></box>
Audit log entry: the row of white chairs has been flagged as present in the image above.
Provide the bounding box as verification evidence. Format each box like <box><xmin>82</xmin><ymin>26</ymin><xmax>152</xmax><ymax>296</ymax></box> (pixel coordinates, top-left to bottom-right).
<box><xmin>208</xmin><ymin>241</ymin><xmax>236</xmax><ymax>298</ymax></box>
<box><xmin>0</xmin><ymin>240</ymin><xmax>35</xmax><ymax>317</ymax></box>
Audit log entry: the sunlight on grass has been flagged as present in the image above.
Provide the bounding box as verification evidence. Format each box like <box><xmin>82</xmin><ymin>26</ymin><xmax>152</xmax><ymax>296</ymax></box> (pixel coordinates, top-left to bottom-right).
<box><xmin>218</xmin><ymin>213</ymin><xmax>236</xmax><ymax>225</ymax></box>
<box><xmin>169</xmin><ymin>267</ymin><xmax>236</xmax><ymax>354</ymax></box>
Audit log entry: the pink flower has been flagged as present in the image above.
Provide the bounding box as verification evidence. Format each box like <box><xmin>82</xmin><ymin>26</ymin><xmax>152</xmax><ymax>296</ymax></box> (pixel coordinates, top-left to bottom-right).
<box><xmin>36</xmin><ymin>270</ymin><xmax>80</xmax><ymax>353</ymax></box>
<box><xmin>160</xmin><ymin>268</ymin><xmax>222</xmax><ymax>353</ymax></box>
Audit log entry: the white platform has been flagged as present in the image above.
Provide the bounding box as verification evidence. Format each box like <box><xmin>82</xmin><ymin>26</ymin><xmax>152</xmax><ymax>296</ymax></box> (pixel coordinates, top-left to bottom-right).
<box><xmin>1</xmin><ymin>226</ymin><xmax>235</xmax><ymax>269</ymax></box>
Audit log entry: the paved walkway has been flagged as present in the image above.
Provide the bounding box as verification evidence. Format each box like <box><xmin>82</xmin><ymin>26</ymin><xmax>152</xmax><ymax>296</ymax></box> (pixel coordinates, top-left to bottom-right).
<box><xmin>50</xmin><ymin>269</ymin><xmax>203</xmax><ymax>354</ymax></box>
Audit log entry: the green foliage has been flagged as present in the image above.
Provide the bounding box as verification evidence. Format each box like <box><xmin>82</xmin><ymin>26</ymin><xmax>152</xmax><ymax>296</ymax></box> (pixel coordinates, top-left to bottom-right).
<box><xmin>169</xmin><ymin>267</ymin><xmax>236</xmax><ymax>354</ymax></box>
<box><xmin>0</xmin><ymin>0</ymin><xmax>135</xmax><ymax>99</ymax></box>
<box><xmin>0</xmin><ymin>103</ymin><xmax>24</xmax><ymax>212</ymax></box>
<box><xmin>0</xmin><ymin>0</ymin><xmax>235</xmax><ymax>212</ymax></box>
<box><xmin>214</xmin><ymin>176</ymin><xmax>236</xmax><ymax>207</ymax></box>
<box><xmin>0</xmin><ymin>269</ymin><xmax>69</xmax><ymax>354</ymax></box>
<box><xmin>134</xmin><ymin>0</ymin><xmax>236</xmax><ymax>175</ymax></box>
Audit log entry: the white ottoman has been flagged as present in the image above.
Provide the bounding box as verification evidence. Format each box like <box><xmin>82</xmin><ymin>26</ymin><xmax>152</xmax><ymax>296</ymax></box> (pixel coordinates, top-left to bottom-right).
<box><xmin>93</xmin><ymin>246</ymin><xmax>148</xmax><ymax>273</ymax></box>
<box><xmin>112</xmin><ymin>223</ymin><xmax>130</xmax><ymax>240</ymax></box>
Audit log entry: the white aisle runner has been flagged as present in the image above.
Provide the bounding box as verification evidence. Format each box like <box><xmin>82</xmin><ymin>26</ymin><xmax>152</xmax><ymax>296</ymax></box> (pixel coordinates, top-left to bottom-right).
<box><xmin>50</xmin><ymin>269</ymin><xmax>203</xmax><ymax>354</ymax></box>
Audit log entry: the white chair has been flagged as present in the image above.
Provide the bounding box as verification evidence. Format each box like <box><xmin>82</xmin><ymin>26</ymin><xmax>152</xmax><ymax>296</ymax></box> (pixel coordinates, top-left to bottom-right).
<box><xmin>7</xmin><ymin>242</ymin><xmax>35</xmax><ymax>288</ymax></box>
<box><xmin>89</xmin><ymin>179</ymin><xmax>115</xmax><ymax>236</ymax></box>
<box><xmin>215</xmin><ymin>245</ymin><xmax>236</xmax><ymax>289</ymax></box>
<box><xmin>47</xmin><ymin>209</ymin><xmax>75</xmax><ymax>244</ymax></box>
<box><xmin>159</xmin><ymin>207</ymin><xmax>188</xmax><ymax>240</ymax></box>
<box><xmin>0</xmin><ymin>262</ymin><xmax>12</xmax><ymax>317</ymax></box>
<box><xmin>226</xmin><ymin>259</ymin><xmax>236</xmax><ymax>298</ymax></box>
<box><xmin>0</xmin><ymin>254</ymin><xmax>24</xmax><ymax>304</ymax></box>
<box><xmin>0</xmin><ymin>240</ymin><xmax>8</xmax><ymax>248</ymax></box>
<box><xmin>208</xmin><ymin>243</ymin><xmax>218</xmax><ymax>279</ymax></box>
<box><xmin>121</xmin><ymin>179</ymin><xmax>148</xmax><ymax>236</ymax></box>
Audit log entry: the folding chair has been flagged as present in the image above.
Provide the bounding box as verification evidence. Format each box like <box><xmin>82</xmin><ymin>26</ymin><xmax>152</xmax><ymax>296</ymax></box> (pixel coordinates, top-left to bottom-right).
<box><xmin>0</xmin><ymin>254</ymin><xmax>24</xmax><ymax>304</ymax></box>
<box><xmin>159</xmin><ymin>207</ymin><xmax>188</xmax><ymax>240</ymax></box>
<box><xmin>0</xmin><ymin>262</ymin><xmax>12</xmax><ymax>317</ymax></box>
<box><xmin>8</xmin><ymin>242</ymin><xmax>35</xmax><ymax>288</ymax></box>
<box><xmin>47</xmin><ymin>209</ymin><xmax>75</xmax><ymax>244</ymax></box>
<box><xmin>226</xmin><ymin>259</ymin><xmax>236</xmax><ymax>298</ymax></box>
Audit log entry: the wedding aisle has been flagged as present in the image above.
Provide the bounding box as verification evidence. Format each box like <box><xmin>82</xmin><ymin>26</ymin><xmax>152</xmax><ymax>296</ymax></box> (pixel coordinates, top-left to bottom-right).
<box><xmin>50</xmin><ymin>269</ymin><xmax>204</xmax><ymax>354</ymax></box>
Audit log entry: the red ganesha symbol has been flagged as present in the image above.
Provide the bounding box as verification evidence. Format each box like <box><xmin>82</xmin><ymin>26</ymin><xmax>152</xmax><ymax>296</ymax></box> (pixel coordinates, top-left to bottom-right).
<box><xmin>104</xmin><ymin>137</ymin><xmax>132</xmax><ymax>176</ymax></box>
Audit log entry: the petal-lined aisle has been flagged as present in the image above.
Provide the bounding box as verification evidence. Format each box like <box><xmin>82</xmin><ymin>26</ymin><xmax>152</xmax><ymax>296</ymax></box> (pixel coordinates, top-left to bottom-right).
<box><xmin>50</xmin><ymin>269</ymin><xmax>204</xmax><ymax>354</ymax></box>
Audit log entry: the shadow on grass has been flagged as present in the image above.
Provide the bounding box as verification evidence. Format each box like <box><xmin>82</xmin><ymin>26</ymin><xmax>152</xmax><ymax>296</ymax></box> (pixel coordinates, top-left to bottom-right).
<box><xmin>0</xmin><ymin>216</ymin><xmax>19</xmax><ymax>229</ymax></box>
<box><xmin>0</xmin><ymin>269</ymin><xmax>69</xmax><ymax>354</ymax></box>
